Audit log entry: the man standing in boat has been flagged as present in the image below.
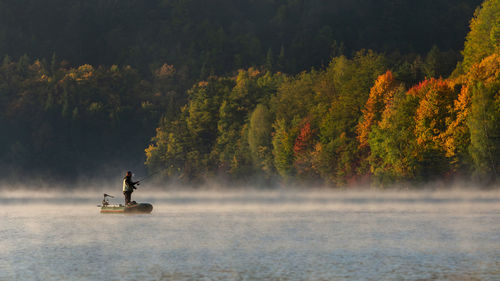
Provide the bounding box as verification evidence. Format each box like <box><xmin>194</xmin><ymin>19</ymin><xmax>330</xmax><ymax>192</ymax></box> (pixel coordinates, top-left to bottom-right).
<box><xmin>123</xmin><ymin>171</ymin><xmax>139</xmax><ymax>205</ymax></box>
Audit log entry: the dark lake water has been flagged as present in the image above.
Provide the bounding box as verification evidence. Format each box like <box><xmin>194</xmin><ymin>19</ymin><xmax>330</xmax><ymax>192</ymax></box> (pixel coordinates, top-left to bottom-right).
<box><xmin>1</xmin><ymin>190</ymin><xmax>499</xmax><ymax>280</ymax></box>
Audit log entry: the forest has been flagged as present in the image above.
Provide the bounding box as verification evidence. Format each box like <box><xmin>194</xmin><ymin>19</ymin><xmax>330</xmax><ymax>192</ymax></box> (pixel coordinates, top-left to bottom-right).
<box><xmin>0</xmin><ymin>0</ymin><xmax>498</xmax><ymax>186</ymax></box>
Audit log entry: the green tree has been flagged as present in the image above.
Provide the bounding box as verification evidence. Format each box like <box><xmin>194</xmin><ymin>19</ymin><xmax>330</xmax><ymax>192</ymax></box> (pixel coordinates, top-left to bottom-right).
<box><xmin>467</xmin><ymin>81</ymin><xmax>500</xmax><ymax>182</ymax></box>
<box><xmin>368</xmin><ymin>90</ymin><xmax>421</xmax><ymax>185</ymax></box>
<box><xmin>462</xmin><ymin>0</ymin><xmax>500</xmax><ymax>71</ymax></box>
<box><xmin>265</xmin><ymin>48</ymin><xmax>274</xmax><ymax>71</ymax></box>
<box><xmin>145</xmin><ymin>117</ymin><xmax>189</xmax><ymax>180</ymax></box>
<box><xmin>272</xmin><ymin>119</ymin><xmax>294</xmax><ymax>181</ymax></box>
<box><xmin>248</xmin><ymin>104</ymin><xmax>273</xmax><ymax>175</ymax></box>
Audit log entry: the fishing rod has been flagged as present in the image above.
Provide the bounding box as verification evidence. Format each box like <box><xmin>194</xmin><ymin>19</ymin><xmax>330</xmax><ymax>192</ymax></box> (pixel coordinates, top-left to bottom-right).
<box><xmin>136</xmin><ymin>170</ymin><xmax>161</xmax><ymax>183</ymax></box>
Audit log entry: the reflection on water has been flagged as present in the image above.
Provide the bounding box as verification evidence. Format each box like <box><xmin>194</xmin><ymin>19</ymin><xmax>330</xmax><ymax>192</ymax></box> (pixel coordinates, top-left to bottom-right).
<box><xmin>0</xmin><ymin>190</ymin><xmax>499</xmax><ymax>280</ymax></box>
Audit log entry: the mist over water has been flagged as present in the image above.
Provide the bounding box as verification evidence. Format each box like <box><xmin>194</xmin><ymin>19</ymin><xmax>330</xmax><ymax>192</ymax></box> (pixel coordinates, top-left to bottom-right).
<box><xmin>1</xmin><ymin>189</ymin><xmax>499</xmax><ymax>280</ymax></box>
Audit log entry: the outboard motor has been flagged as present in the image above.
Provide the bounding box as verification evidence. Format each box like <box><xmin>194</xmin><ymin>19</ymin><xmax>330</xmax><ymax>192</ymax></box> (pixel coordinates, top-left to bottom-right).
<box><xmin>101</xmin><ymin>193</ymin><xmax>114</xmax><ymax>207</ymax></box>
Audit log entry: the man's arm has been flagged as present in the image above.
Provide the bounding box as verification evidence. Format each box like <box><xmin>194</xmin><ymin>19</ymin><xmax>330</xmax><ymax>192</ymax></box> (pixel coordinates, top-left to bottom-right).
<box><xmin>132</xmin><ymin>181</ymin><xmax>140</xmax><ymax>189</ymax></box>
<box><xmin>125</xmin><ymin>178</ymin><xmax>138</xmax><ymax>189</ymax></box>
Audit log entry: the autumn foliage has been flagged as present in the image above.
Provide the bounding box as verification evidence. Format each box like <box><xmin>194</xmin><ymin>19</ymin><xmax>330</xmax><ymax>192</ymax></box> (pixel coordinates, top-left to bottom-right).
<box><xmin>357</xmin><ymin>71</ymin><xmax>400</xmax><ymax>149</ymax></box>
<box><xmin>2</xmin><ymin>0</ymin><xmax>495</xmax><ymax>186</ymax></box>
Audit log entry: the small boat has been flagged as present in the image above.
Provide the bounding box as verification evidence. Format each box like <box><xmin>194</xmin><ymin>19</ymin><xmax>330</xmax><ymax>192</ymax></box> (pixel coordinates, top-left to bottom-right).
<box><xmin>98</xmin><ymin>194</ymin><xmax>153</xmax><ymax>214</ymax></box>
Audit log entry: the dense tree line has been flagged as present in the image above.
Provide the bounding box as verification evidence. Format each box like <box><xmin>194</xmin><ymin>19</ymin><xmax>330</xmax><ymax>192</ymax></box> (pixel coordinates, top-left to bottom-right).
<box><xmin>146</xmin><ymin>0</ymin><xmax>500</xmax><ymax>186</ymax></box>
<box><xmin>0</xmin><ymin>0</ymin><xmax>497</xmax><ymax>186</ymax></box>
<box><xmin>0</xmin><ymin>0</ymin><xmax>481</xmax><ymax>79</ymax></box>
<box><xmin>0</xmin><ymin>58</ymin><xmax>188</xmax><ymax>180</ymax></box>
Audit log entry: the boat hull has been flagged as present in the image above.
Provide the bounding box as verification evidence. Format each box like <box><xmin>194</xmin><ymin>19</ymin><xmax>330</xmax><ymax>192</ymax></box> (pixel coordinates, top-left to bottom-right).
<box><xmin>100</xmin><ymin>203</ymin><xmax>153</xmax><ymax>214</ymax></box>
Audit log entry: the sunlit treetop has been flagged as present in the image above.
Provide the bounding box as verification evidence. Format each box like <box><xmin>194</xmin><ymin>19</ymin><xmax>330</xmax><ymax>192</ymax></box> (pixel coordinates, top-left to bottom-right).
<box><xmin>462</xmin><ymin>0</ymin><xmax>500</xmax><ymax>71</ymax></box>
